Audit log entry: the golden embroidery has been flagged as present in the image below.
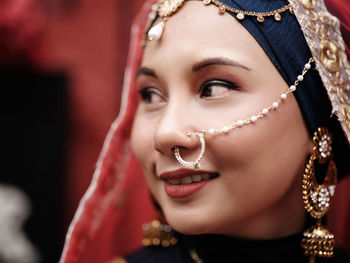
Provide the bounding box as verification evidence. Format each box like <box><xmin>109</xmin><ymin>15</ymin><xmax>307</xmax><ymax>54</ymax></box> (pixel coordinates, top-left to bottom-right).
<box><xmin>298</xmin><ymin>0</ymin><xmax>315</xmax><ymax>9</ymax></box>
<box><xmin>158</xmin><ymin>0</ymin><xmax>185</xmax><ymax>17</ymax></box>
<box><xmin>289</xmin><ymin>0</ymin><xmax>350</xmax><ymax>143</ymax></box>
<box><xmin>320</xmin><ymin>40</ymin><xmax>340</xmax><ymax>72</ymax></box>
<box><xmin>342</xmin><ymin>105</ymin><xmax>350</xmax><ymax>123</ymax></box>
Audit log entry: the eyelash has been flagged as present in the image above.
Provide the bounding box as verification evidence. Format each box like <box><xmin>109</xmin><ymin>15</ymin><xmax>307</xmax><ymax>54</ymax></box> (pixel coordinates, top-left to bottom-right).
<box><xmin>138</xmin><ymin>79</ymin><xmax>239</xmax><ymax>103</ymax></box>
<box><xmin>138</xmin><ymin>87</ymin><xmax>164</xmax><ymax>103</ymax></box>
<box><xmin>200</xmin><ymin>79</ymin><xmax>239</xmax><ymax>98</ymax></box>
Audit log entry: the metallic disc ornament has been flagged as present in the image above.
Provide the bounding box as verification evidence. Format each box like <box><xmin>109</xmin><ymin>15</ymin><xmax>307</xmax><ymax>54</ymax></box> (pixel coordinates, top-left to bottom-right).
<box><xmin>257</xmin><ymin>15</ymin><xmax>265</xmax><ymax>22</ymax></box>
<box><xmin>274</xmin><ymin>13</ymin><xmax>282</xmax><ymax>21</ymax></box>
<box><xmin>236</xmin><ymin>12</ymin><xmax>245</xmax><ymax>20</ymax></box>
<box><xmin>320</xmin><ymin>39</ymin><xmax>340</xmax><ymax>72</ymax></box>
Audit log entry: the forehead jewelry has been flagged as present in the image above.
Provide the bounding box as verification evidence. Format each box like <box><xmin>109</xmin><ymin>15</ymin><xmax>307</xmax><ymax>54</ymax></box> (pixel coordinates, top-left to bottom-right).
<box><xmin>146</xmin><ymin>0</ymin><xmax>293</xmax><ymax>42</ymax></box>
<box><xmin>174</xmin><ymin>58</ymin><xmax>315</xmax><ymax>169</ymax></box>
<box><xmin>147</xmin><ymin>0</ymin><xmax>185</xmax><ymax>41</ymax></box>
<box><xmin>203</xmin><ymin>0</ymin><xmax>293</xmax><ymax>23</ymax></box>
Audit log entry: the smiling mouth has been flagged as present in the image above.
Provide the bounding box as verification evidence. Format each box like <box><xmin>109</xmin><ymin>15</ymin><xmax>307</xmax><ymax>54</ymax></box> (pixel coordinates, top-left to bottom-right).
<box><xmin>159</xmin><ymin>169</ymin><xmax>219</xmax><ymax>198</ymax></box>
<box><xmin>166</xmin><ymin>173</ymin><xmax>219</xmax><ymax>185</ymax></box>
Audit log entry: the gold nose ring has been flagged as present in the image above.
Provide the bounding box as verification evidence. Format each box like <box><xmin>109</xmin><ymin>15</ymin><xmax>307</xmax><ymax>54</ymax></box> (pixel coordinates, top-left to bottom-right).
<box><xmin>174</xmin><ymin>132</ymin><xmax>206</xmax><ymax>169</ymax></box>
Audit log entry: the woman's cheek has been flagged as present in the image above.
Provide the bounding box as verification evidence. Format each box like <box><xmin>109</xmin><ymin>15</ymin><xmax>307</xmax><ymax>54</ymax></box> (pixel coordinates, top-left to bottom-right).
<box><xmin>131</xmin><ymin>113</ymin><xmax>153</xmax><ymax>170</ymax></box>
<box><xmin>131</xmin><ymin>112</ymin><xmax>162</xmax><ymax>197</ymax></box>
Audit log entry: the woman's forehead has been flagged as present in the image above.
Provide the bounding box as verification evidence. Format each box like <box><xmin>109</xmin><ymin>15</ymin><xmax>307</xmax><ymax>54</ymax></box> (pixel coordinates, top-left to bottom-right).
<box><xmin>142</xmin><ymin>1</ymin><xmax>263</xmax><ymax>69</ymax></box>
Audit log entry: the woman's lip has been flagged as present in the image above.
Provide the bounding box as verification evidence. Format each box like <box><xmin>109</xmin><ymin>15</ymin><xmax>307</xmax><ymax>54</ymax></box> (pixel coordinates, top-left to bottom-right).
<box><xmin>164</xmin><ymin>180</ymin><xmax>211</xmax><ymax>199</ymax></box>
<box><xmin>159</xmin><ymin>168</ymin><xmax>215</xmax><ymax>180</ymax></box>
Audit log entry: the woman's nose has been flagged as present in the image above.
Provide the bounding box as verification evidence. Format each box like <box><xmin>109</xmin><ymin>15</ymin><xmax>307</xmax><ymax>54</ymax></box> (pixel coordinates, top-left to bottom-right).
<box><xmin>154</xmin><ymin>102</ymin><xmax>198</xmax><ymax>156</ymax></box>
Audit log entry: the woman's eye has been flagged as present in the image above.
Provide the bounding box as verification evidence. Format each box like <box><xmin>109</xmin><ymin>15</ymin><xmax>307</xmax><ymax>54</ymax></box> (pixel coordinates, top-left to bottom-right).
<box><xmin>200</xmin><ymin>80</ymin><xmax>238</xmax><ymax>98</ymax></box>
<box><xmin>139</xmin><ymin>87</ymin><xmax>165</xmax><ymax>104</ymax></box>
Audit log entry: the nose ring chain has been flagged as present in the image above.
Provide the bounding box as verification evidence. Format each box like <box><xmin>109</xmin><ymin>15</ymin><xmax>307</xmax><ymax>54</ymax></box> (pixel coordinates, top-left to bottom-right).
<box><xmin>173</xmin><ymin>58</ymin><xmax>314</xmax><ymax>170</ymax></box>
<box><xmin>174</xmin><ymin>132</ymin><xmax>205</xmax><ymax>170</ymax></box>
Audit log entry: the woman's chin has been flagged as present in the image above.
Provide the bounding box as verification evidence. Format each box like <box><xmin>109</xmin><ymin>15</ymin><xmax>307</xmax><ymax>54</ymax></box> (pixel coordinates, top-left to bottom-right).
<box><xmin>165</xmin><ymin>215</ymin><xmax>220</xmax><ymax>235</ymax></box>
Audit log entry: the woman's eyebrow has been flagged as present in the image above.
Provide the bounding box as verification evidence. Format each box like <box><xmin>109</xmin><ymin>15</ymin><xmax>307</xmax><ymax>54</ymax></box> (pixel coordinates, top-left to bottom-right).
<box><xmin>192</xmin><ymin>57</ymin><xmax>251</xmax><ymax>72</ymax></box>
<box><xmin>137</xmin><ymin>67</ymin><xmax>158</xmax><ymax>78</ymax></box>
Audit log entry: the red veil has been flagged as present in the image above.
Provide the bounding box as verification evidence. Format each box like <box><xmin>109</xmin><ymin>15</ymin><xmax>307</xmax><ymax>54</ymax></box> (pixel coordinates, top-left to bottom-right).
<box><xmin>60</xmin><ymin>1</ymin><xmax>350</xmax><ymax>262</ymax></box>
<box><xmin>60</xmin><ymin>1</ymin><xmax>158</xmax><ymax>262</ymax></box>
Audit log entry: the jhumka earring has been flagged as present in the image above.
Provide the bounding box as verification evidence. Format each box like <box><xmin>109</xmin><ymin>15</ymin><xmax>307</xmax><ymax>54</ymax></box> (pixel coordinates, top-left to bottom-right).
<box><xmin>301</xmin><ymin>127</ymin><xmax>337</xmax><ymax>260</ymax></box>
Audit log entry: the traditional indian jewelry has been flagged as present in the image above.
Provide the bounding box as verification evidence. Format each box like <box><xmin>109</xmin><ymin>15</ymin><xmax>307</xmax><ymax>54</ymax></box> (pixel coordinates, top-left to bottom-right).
<box><xmin>142</xmin><ymin>219</ymin><xmax>178</xmax><ymax>247</ymax></box>
<box><xmin>174</xmin><ymin>132</ymin><xmax>205</xmax><ymax>169</ymax></box>
<box><xmin>301</xmin><ymin>127</ymin><xmax>337</xmax><ymax>260</ymax></box>
<box><xmin>174</xmin><ymin>58</ymin><xmax>314</xmax><ymax>169</ymax></box>
<box><xmin>146</xmin><ymin>0</ymin><xmax>294</xmax><ymax>42</ymax></box>
<box><xmin>203</xmin><ymin>0</ymin><xmax>293</xmax><ymax>22</ymax></box>
<box><xmin>147</xmin><ymin>0</ymin><xmax>185</xmax><ymax>41</ymax></box>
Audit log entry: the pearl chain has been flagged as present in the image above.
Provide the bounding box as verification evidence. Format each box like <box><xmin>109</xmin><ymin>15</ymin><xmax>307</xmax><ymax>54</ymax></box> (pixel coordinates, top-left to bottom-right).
<box><xmin>174</xmin><ymin>58</ymin><xmax>314</xmax><ymax>169</ymax></box>
<box><xmin>188</xmin><ymin>57</ymin><xmax>314</xmax><ymax>137</ymax></box>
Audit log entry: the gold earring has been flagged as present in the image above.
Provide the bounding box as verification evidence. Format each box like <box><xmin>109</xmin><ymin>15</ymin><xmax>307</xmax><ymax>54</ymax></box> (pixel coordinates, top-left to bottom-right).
<box><xmin>301</xmin><ymin>127</ymin><xmax>337</xmax><ymax>259</ymax></box>
<box><xmin>142</xmin><ymin>220</ymin><xmax>178</xmax><ymax>248</ymax></box>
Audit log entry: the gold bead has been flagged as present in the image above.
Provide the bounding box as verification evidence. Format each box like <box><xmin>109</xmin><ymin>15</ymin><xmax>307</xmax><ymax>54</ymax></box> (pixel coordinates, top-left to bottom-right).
<box><xmin>161</xmin><ymin>240</ymin><xmax>170</xmax><ymax>247</ymax></box>
<box><xmin>152</xmin><ymin>238</ymin><xmax>160</xmax><ymax>246</ymax></box>
<box><xmin>151</xmin><ymin>220</ymin><xmax>161</xmax><ymax>228</ymax></box>
<box><xmin>203</xmin><ymin>0</ymin><xmax>211</xmax><ymax>5</ymax></box>
<box><xmin>219</xmin><ymin>5</ymin><xmax>226</xmax><ymax>13</ymax></box>
<box><xmin>142</xmin><ymin>238</ymin><xmax>151</xmax><ymax>246</ymax></box>
<box><xmin>257</xmin><ymin>15</ymin><xmax>264</xmax><ymax>22</ymax></box>
<box><xmin>170</xmin><ymin>237</ymin><xmax>178</xmax><ymax>245</ymax></box>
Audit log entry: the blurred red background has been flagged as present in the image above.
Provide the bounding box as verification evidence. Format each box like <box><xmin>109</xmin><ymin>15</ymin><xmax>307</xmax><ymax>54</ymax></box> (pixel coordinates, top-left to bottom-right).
<box><xmin>35</xmin><ymin>0</ymin><xmax>146</xmax><ymax>234</ymax></box>
<box><xmin>1</xmin><ymin>0</ymin><xmax>145</xmax><ymax>261</ymax></box>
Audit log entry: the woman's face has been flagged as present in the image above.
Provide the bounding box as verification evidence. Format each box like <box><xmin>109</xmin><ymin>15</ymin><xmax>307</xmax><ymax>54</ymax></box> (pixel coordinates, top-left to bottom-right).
<box><xmin>131</xmin><ymin>2</ymin><xmax>313</xmax><ymax>239</ymax></box>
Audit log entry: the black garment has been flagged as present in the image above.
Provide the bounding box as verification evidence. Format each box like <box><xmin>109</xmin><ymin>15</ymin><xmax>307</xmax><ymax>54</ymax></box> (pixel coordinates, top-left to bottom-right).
<box><xmin>126</xmin><ymin>232</ymin><xmax>350</xmax><ymax>263</ymax></box>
